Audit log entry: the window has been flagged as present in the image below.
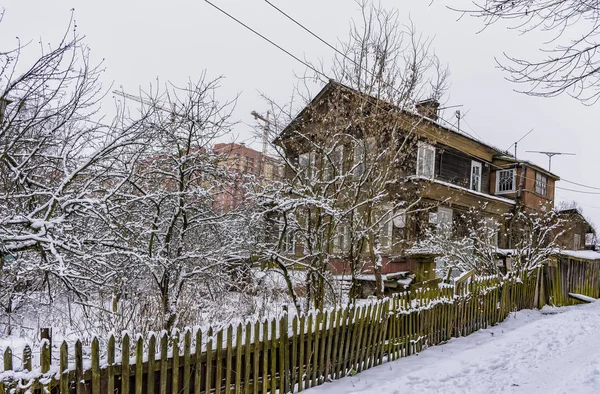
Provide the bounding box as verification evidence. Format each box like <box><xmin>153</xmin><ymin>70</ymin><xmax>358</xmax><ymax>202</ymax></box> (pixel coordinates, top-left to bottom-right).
<box><xmin>535</xmin><ymin>172</ymin><xmax>548</xmax><ymax>197</ymax></box>
<box><xmin>496</xmin><ymin>169</ymin><xmax>516</xmax><ymax>193</ymax></box>
<box><xmin>325</xmin><ymin>145</ymin><xmax>344</xmax><ymax>180</ymax></box>
<box><xmin>574</xmin><ymin>234</ymin><xmax>581</xmax><ymax>250</ymax></box>
<box><xmin>378</xmin><ymin>208</ymin><xmax>394</xmax><ymax>249</ymax></box>
<box><xmin>470</xmin><ymin>161</ymin><xmax>482</xmax><ymax>192</ymax></box>
<box><xmin>299</xmin><ymin>152</ymin><xmax>315</xmax><ymax>178</ymax></box>
<box><xmin>393</xmin><ymin>209</ymin><xmax>406</xmax><ymax>229</ymax></box>
<box><xmin>333</xmin><ymin>225</ymin><xmax>349</xmax><ymax>253</ymax></box>
<box><xmin>416</xmin><ymin>142</ymin><xmax>435</xmax><ymax>178</ymax></box>
<box><xmin>353</xmin><ymin>142</ymin><xmax>365</xmax><ymax>178</ymax></box>
<box><xmin>437</xmin><ymin>207</ymin><xmax>453</xmax><ymax>237</ymax></box>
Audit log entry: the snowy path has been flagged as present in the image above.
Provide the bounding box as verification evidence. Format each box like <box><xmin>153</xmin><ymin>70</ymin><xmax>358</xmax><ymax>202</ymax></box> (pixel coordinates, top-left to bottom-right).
<box><xmin>309</xmin><ymin>302</ymin><xmax>600</xmax><ymax>394</ymax></box>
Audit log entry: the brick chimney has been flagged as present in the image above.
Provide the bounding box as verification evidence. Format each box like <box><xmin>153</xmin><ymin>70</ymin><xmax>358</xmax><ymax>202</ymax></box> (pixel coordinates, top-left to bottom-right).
<box><xmin>415</xmin><ymin>98</ymin><xmax>440</xmax><ymax>121</ymax></box>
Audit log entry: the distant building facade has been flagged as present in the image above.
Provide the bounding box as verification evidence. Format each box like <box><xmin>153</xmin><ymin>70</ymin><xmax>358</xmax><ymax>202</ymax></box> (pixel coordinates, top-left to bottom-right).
<box><xmin>213</xmin><ymin>143</ymin><xmax>283</xmax><ymax>211</ymax></box>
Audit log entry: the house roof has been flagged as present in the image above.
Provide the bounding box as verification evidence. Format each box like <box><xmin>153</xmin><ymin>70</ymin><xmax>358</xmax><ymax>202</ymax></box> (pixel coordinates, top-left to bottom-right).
<box><xmin>276</xmin><ymin>80</ymin><xmax>510</xmax><ymax>159</ymax></box>
<box><xmin>557</xmin><ymin>208</ymin><xmax>595</xmax><ymax>234</ymax></box>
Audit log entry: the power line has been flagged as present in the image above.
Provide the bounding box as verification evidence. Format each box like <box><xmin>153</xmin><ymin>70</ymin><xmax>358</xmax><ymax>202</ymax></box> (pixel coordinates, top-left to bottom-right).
<box><xmin>203</xmin><ymin>0</ymin><xmax>331</xmax><ymax>82</ymax></box>
<box><xmin>561</xmin><ymin>178</ymin><xmax>600</xmax><ymax>191</ymax></box>
<box><xmin>556</xmin><ymin>186</ymin><xmax>600</xmax><ymax>195</ymax></box>
<box><xmin>207</xmin><ymin>1</ymin><xmax>600</xmax><ymax>198</ymax></box>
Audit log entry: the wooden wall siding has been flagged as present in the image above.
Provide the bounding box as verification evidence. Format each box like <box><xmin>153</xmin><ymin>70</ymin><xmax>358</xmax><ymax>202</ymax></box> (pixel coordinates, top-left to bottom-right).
<box><xmin>0</xmin><ymin>273</ymin><xmax>541</xmax><ymax>394</ymax></box>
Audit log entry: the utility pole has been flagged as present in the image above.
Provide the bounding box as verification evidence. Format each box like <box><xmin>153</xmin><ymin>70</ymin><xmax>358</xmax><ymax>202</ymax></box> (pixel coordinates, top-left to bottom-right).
<box><xmin>526</xmin><ymin>151</ymin><xmax>576</xmax><ymax>172</ymax></box>
<box><xmin>251</xmin><ymin>110</ymin><xmax>272</xmax><ymax>178</ymax></box>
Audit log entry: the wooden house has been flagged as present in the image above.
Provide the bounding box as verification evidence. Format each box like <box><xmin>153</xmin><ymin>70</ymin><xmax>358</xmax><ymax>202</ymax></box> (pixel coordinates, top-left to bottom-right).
<box><xmin>276</xmin><ymin>80</ymin><xmax>560</xmax><ymax>284</ymax></box>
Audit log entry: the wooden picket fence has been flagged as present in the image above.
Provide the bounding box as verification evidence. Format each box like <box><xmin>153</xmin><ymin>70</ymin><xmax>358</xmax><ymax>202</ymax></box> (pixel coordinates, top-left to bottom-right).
<box><xmin>0</xmin><ymin>271</ymin><xmax>538</xmax><ymax>394</ymax></box>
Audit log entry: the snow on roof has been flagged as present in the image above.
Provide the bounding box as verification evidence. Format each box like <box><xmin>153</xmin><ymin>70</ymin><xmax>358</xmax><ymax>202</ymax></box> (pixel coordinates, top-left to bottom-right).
<box><xmin>411</xmin><ymin>175</ymin><xmax>516</xmax><ymax>205</ymax></box>
<box><xmin>557</xmin><ymin>250</ymin><xmax>600</xmax><ymax>261</ymax></box>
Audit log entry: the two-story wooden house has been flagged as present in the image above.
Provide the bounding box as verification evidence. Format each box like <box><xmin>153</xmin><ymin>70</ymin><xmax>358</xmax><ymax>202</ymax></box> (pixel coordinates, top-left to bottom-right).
<box><xmin>276</xmin><ymin>80</ymin><xmax>560</xmax><ymax>285</ymax></box>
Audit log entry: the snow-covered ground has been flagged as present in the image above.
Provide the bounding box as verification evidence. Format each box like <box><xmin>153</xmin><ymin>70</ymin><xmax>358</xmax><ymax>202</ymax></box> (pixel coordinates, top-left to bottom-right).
<box><xmin>310</xmin><ymin>302</ymin><xmax>600</xmax><ymax>394</ymax></box>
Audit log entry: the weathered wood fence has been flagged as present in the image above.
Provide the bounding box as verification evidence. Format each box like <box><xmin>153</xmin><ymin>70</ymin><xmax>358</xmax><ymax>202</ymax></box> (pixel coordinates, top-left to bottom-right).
<box><xmin>543</xmin><ymin>256</ymin><xmax>600</xmax><ymax>306</ymax></box>
<box><xmin>0</xmin><ymin>272</ymin><xmax>539</xmax><ymax>394</ymax></box>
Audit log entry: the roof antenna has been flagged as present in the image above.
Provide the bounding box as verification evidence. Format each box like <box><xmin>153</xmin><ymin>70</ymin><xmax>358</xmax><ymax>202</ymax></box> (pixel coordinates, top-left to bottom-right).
<box><xmin>506</xmin><ymin>128</ymin><xmax>534</xmax><ymax>160</ymax></box>
<box><xmin>525</xmin><ymin>151</ymin><xmax>575</xmax><ymax>172</ymax></box>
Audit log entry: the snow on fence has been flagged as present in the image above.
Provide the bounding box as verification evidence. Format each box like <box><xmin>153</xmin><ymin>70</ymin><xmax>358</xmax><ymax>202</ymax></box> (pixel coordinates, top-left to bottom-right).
<box><xmin>0</xmin><ymin>272</ymin><xmax>538</xmax><ymax>394</ymax></box>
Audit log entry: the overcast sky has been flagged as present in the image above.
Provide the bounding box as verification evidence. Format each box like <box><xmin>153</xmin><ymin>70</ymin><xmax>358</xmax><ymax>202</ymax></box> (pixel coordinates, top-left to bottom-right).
<box><xmin>2</xmin><ymin>0</ymin><xmax>600</xmax><ymax>226</ymax></box>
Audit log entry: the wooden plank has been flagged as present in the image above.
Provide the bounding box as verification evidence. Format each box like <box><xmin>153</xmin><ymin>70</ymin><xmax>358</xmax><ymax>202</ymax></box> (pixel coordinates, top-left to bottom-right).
<box><xmin>311</xmin><ymin>311</ymin><xmax>320</xmax><ymax>387</ymax></box>
<box><xmin>225</xmin><ymin>325</ymin><xmax>233</xmax><ymax>394</ymax></box>
<box><xmin>235</xmin><ymin>324</ymin><xmax>243</xmax><ymax>394</ymax></box>
<box><xmin>75</xmin><ymin>339</ymin><xmax>84</xmax><ymax>394</ymax></box>
<box><xmin>283</xmin><ymin>310</ymin><xmax>290</xmax><ymax>394</ymax></box>
<box><xmin>340</xmin><ymin>307</ymin><xmax>353</xmax><ymax>378</ymax></box>
<box><xmin>253</xmin><ymin>321</ymin><xmax>260</xmax><ymax>394</ymax></box>
<box><xmin>173</xmin><ymin>330</ymin><xmax>180</xmax><ymax>394</ymax></box>
<box><xmin>261</xmin><ymin>320</ymin><xmax>268</xmax><ymax>394</ymax></box>
<box><xmin>243</xmin><ymin>323</ymin><xmax>251</xmax><ymax>394</ymax></box>
<box><xmin>160</xmin><ymin>333</ymin><xmax>168</xmax><ymax>394</ymax></box>
<box><xmin>206</xmin><ymin>328</ymin><xmax>214</xmax><ymax>394</ymax></box>
<box><xmin>298</xmin><ymin>315</ymin><xmax>305</xmax><ymax>392</ymax></box>
<box><xmin>40</xmin><ymin>336</ymin><xmax>51</xmax><ymax>373</ymax></box>
<box><xmin>330</xmin><ymin>309</ymin><xmax>342</xmax><ymax>379</ymax></box>
<box><xmin>216</xmin><ymin>329</ymin><xmax>223</xmax><ymax>394</ymax></box>
<box><xmin>269</xmin><ymin>319</ymin><xmax>277</xmax><ymax>392</ymax></box>
<box><xmin>317</xmin><ymin>311</ymin><xmax>327</xmax><ymax>385</ymax></box>
<box><xmin>291</xmin><ymin>316</ymin><xmax>298</xmax><ymax>392</ymax></box>
<box><xmin>22</xmin><ymin>345</ymin><xmax>32</xmax><ymax>371</ymax></box>
<box><xmin>304</xmin><ymin>314</ymin><xmax>312</xmax><ymax>388</ymax></box>
<box><xmin>147</xmin><ymin>333</ymin><xmax>157</xmax><ymax>394</ymax></box>
<box><xmin>194</xmin><ymin>329</ymin><xmax>203</xmax><ymax>394</ymax></box>
<box><xmin>357</xmin><ymin>305</ymin><xmax>372</xmax><ymax>372</ymax></box>
<box><xmin>136</xmin><ymin>335</ymin><xmax>144</xmax><ymax>394</ymax></box>
<box><xmin>324</xmin><ymin>310</ymin><xmax>334</xmax><ymax>382</ymax></box>
<box><xmin>346</xmin><ymin>307</ymin><xmax>359</xmax><ymax>375</ymax></box>
<box><xmin>183</xmin><ymin>329</ymin><xmax>192</xmax><ymax>394</ymax></box>
<box><xmin>60</xmin><ymin>341</ymin><xmax>69</xmax><ymax>394</ymax></box>
<box><xmin>122</xmin><ymin>333</ymin><xmax>131</xmax><ymax>394</ymax></box>
<box><xmin>279</xmin><ymin>315</ymin><xmax>287</xmax><ymax>393</ymax></box>
<box><xmin>91</xmin><ymin>337</ymin><xmax>101</xmax><ymax>394</ymax></box>
<box><xmin>108</xmin><ymin>335</ymin><xmax>116</xmax><ymax>394</ymax></box>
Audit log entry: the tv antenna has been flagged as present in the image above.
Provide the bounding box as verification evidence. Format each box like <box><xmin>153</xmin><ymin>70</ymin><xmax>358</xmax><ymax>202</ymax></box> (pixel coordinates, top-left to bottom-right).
<box><xmin>525</xmin><ymin>151</ymin><xmax>575</xmax><ymax>172</ymax></box>
<box><xmin>506</xmin><ymin>128</ymin><xmax>534</xmax><ymax>159</ymax></box>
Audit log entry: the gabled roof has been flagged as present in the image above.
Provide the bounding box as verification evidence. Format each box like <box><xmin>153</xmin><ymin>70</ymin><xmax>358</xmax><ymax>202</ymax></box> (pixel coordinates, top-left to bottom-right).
<box><xmin>558</xmin><ymin>208</ymin><xmax>595</xmax><ymax>234</ymax></box>
<box><xmin>277</xmin><ymin>80</ymin><xmax>509</xmax><ymax>160</ymax></box>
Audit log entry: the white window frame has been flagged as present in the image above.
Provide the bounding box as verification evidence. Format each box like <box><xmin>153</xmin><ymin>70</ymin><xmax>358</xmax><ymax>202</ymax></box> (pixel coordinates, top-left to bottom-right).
<box><xmin>299</xmin><ymin>152</ymin><xmax>316</xmax><ymax>179</ymax></box>
<box><xmin>416</xmin><ymin>142</ymin><xmax>436</xmax><ymax>179</ymax></box>
<box><xmin>574</xmin><ymin>234</ymin><xmax>581</xmax><ymax>250</ymax></box>
<box><xmin>353</xmin><ymin>141</ymin><xmax>365</xmax><ymax>178</ymax></box>
<box><xmin>378</xmin><ymin>207</ymin><xmax>394</xmax><ymax>250</ymax></box>
<box><xmin>470</xmin><ymin>161</ymin><xmax>482</xmax><ymax>192</ymax></box>
<box><xmin>333</xmin><ymin>225</ymin><xmax>349</xmax><ymax>253</ymax></box>
<box><xmin>437</xmin><ymin>207</ymin><xmax>453</xmax><ymax>237</ymax></box>
<box><xmin>535</xmin><ymin>172</ymin><xmax>548</xmax><ymax>197</ymax></box>
<box><xmin>496</xmin><ymin>169</ymin><xmax>516</xmax><ymax>194</ymax></box>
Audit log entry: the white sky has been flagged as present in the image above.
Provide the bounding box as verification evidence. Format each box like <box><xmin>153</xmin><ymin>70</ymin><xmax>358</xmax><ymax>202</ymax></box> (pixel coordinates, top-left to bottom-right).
<box><xmin>2</xmin><ymin>0</ymin><xmax>600</xmax><ymax>227</ymax></box>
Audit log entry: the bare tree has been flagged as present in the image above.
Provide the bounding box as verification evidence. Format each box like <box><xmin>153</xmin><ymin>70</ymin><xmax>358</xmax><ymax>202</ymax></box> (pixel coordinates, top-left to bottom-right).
<box><xmin>455</xmin><ymin>0</ymin><xmax>600</xmax><ymax>103</ymax></box>
<box><xmin>252</xmin><ymin>0</ymin><xmax>449</xmax><ymax>309</ymax></box>
<box><xmin>0</xmin><ymin>16</ymin><xmax>150</xmax><ymax>330</ymax></box>
<box><xmin>108</xmin><ymin>75</ymin><xmax>248</xmax><ymax>330</ymax></box>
